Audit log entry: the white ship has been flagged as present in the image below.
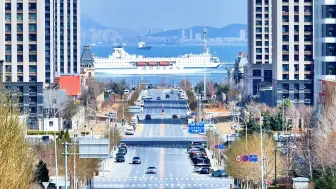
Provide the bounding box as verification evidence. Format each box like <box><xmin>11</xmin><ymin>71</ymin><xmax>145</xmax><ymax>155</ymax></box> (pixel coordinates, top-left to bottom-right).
<box><xmin>94</xmin><ymin>46</ymin><xmax>221</xmax><ymax>75</ymax></box>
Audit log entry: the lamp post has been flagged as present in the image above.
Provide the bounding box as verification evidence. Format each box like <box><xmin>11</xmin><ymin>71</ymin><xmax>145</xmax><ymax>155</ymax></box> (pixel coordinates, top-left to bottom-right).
<box><xmin>246</xmin><ymin>106</ymin><xmax>264</xmax><ymax>189</ymax></box>
<box><xmin>53</xmin><ymin>105</ymin><xmax>70</xmax><ymax>189</ymax></box>
<box><xmin>235</xmin><ymin>116</ymin><xmax>248</xmax><ymax>150</ymax></box>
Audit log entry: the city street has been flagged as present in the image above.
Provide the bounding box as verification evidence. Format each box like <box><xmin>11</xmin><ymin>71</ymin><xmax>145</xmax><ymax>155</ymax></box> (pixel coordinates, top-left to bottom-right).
<box><xmin>94</xmin><ymin>89</ymin><xmax>233</xmax><ymax>189</ymax></box>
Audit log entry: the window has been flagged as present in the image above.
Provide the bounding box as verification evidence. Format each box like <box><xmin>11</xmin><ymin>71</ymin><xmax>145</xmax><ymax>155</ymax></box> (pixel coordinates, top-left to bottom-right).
<box><xmin>283</xmin><ymin>45</ymin><xmax>289</xmax><ymax>52</ymax></box>
<box><xmin>29</xmin><ymin>3</ymin><xmax>37</xmax><ymax>11</ymax></box>
<box><xmin>253</xmin><ymin>70</ymin><xmax>262</xmax><ymax>76</ymax></box>
<box><xmin>17</xmin><ymin>34</ymin><xmax>23</xmax><ymax>41</ymax></box>
<box><xmin>294</xmin><ymin>64</ymin><xmax>299</xmax><ymax>72</ymax></box>
<box><xmin>17</xmin><ymin>13</ymin><xmax>23</xmax><ymax>21</ymax></box>
<box><xmin>17</xmin><ymin>3</ymin><xmax>23</xmax><ymax>11</ymax></box>
<box><xmin>29</xmin><ymin>65</ymin><xmax>37</xmax><ymax>73</ymax></box>
<box><xmin>17</xmin><ymin>55</ymin><xmax>23</xmax><ymax>62</ymax></box>
<box><xmin>17</xmin><ymin>45</ymin><xmax>23</xmax><ymax>52</ymax></box>
<box><xmin>294</xmin><ymin>55</ymin><xmax>299</xmax><ymax>61</ymax></box>
<box><xmin>29</xmin><ymin>45</ymin><xmax>37</xmax><ymax>52</ymax></box>
<box><xmin>252</xmin><ymin>79</ymin><xmax>261</xmax><ymax>95</ymax></box>
<box><xmin>5</xmin><ymin>55</ymin><xmax>11</xmax><ymax>62</ymax></box>
<box><xmin>29</xmin><ymin>34</ymin><xmax>37</xmax><ymax>41</ymax></box>
<box><xmin>17</xmin><ymin>65</ymin><xmax>23</xmax><ymax>73</ymax></box>
<box><xmin>282</xmin><ymin>65</ymin><xmax>289</xmax><ymax>72</ymax></box>
<box><xmin>29</xmin><ymin>13</ymin><xmax>37</xmax><ymax>20</ymax></box>
<box><xmin>264</xmin><ymin>70</ymin><xmax>272</xmax><ymax>83</ymax></box>
<box><xmin>294</xmin><ymin>84</ymin><xmax>300</xmax><ymax>90</ymax></box>
<box><xmin>5</xmin><ymin>13</ymin><xmax>11</xmax><ymax>21</ymax></box>
<box><xmin>5</xmin><ymin>65</ymin><xmax>11</xmax><ymax>72</ymax></box>
<box><xmin>5</xmin><ymin>3</ymin><xmax>11</xmax><ymax>11</ymax></box>
<box><xmin>29</xmin><ymin>76</ymin><xmax>37</xmax><ymax>82</ymax></box>
<box><xmin>256</xmin><ymin>48</ymin><xmax>262</xmax><ymax>53</ymax></box>
<box><xmin>29</xmin><ymin>55</ymin><xmax>37</xmax><ymax>62</ymax></box>
<box><xmin>29</xmin><ymin>24</ymin><xmax>37</xmax><ymax>32</ymax></box>
<box><xmin>5</xmin><ymin>45</ymin><xmax>11</xmax><ymax>52</ymax></box>
<box><xmin>283</xmin><ymin>35</ymin><xmax>289</xmax><ymax>41</ymax></box>
<box><xmin>282</xmin><ymin>74</ymin><xmax>289</xmax><ymax>80</ymax></box>
<box><xmin>17</xmin><ymin>24</ymin><xmax>23</xmax><ymax>32</ymax></box>
<box><xmin>5</xmin><ymin>24</ymin><xmax>11</xmax><ymax>32</ymax></box>
<box><xmin>294</xmin><ymin>15</ymin><xmax>299</xmax><ymax>22</ymax></box>
<box><xmin>283</xmin><ymin>55</ymin><xmax>289</xmax><ymax>61</ymax></box>
<box><xmin>49</xmin><ymin>121</ymin><xmax>54</xmax><ymax>127</ymax></box>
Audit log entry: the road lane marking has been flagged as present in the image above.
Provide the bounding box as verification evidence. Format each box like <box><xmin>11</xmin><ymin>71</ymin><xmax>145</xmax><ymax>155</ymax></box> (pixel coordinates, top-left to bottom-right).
<box><xmin>160</xmin><ymin>148</ymin><xmax>164</xmax><ymax>178</ymax></box>
<box><xmin>126</xmin><ymin>147</ymin><xmax>137</xmax><ymax>177</ymax></box>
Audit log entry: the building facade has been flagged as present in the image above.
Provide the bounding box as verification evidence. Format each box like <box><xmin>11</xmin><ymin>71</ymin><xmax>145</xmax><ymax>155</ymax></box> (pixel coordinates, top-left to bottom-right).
<box><xmin>314</xmin><ymin>1</ymin><xmax>336</xmax><ymax>108</ymax></box>
<box><xmin>0</xmin><ymin>0</ymin><xmax>80</xmax><ymax>129</ymax></box>
<box><xmin>272</xmin><ymin>0</ymin><xmax>314</xmax><ymax>106</ymax></box>
<box><xmin>246</xmin><ymin>0</ymin><xmax>273</xmax><ymax>97</ymax></box>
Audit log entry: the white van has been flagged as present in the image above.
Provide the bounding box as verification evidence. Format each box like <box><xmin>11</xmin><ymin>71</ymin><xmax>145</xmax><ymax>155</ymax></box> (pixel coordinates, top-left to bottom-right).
<box><xmin>179</xmin><ymin>94</ymin><xmax>186</xmax><ymax>99</ymax></box>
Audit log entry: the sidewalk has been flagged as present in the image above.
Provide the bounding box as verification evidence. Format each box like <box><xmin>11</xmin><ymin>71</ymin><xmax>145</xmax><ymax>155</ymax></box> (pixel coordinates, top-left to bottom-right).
<box><xmin>99</xmin><ymin>146</ymin><xmax>119</xmax><ymax>177</ymax></box>
<box><xmin>206</xmin><ymin>148</ymin><xmax>225</xmax><ymax>171</ymax></box>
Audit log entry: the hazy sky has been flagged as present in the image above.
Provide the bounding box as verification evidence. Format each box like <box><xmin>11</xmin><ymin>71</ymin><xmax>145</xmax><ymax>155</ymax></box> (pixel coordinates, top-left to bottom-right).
<box><xmin>81</xmin><ymin>0</ymin><xmax>247</xmax><ymax>29</ymax></box>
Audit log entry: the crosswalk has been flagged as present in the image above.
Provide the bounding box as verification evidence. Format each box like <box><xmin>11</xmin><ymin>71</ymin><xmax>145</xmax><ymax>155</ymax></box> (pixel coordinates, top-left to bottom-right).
<box><xmin>94</xmin><ymin>183</ymin><xmax>230</xmax><ymax>188</ymax></box>
<box><xmin>95</xmin><ymin>177</ymin><xmax>228</xmax><ymax>181</ymax></box>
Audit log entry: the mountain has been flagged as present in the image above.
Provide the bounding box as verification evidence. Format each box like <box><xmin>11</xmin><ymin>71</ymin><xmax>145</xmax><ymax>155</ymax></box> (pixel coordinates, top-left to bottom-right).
<box><xmin>150</xmin><ymin>24</ymin><xmax>248</xmax><ymax>38</ymax></box>
<box><xmin>80</xmin><ymin>15</ymin><xmax>139</xmax><ymax>45</ymax></box>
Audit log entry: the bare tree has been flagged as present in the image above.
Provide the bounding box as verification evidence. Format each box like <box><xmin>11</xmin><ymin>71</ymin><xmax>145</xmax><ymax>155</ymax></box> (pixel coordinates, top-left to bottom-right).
<box><xmin>224</xmin><ymin>134</ymin><xmax>286</xmax><ymax>187</ymax></box>
<box><xmin>179</xmin><ymin>79</ymin><xmax>192</xmax><ymax>91</ymax></box>
<box><xmin>0</xmin><ymin>94</ymin><xmax>35</xmax><ymax>188</ymax></box>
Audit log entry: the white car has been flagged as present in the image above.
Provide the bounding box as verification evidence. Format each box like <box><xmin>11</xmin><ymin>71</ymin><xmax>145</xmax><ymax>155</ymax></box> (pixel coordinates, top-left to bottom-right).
<box><xmin>140</xmin><ymin>101</ymin><xmax>144</xmax><ymax>106</ymax></box>
<box><xmin>125</xmin><ymin>127</ymin><xmax>135</xmax><ymax>135</ymax></box>
<box><xmin>146</xmin><ymin>167</ymin><xmax>157</xmax><ymax>174</ymax></box>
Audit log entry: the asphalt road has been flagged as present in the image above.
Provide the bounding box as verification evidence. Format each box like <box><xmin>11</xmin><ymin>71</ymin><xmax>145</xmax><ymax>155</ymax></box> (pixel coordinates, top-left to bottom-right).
<box><xmin>94</xmin><ymin>146</ymin><xmax>233</xmax><ymax>189</ymax></box>
<box><xmin>95</xmin><ymin>89</ymin><xmax>233</xmax><ymax>189</ymax></box>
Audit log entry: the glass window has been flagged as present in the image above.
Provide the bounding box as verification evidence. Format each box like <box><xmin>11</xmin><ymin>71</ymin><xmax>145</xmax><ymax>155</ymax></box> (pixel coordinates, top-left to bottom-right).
<box><xmin>5</xmin><ymin>3</ymin><xmax>11</xmax><ymax>11</ymax></box>
<box><xmin>29</xmin><ymin>55</ymin><xmax>37</xmax><ymax>62</ymax></box>
<box><xmin>5</xmin><ymin>55</ymin><xmax>11</xmax><ymax>62</ymax></box>
<box><xmin>29</xmin><ymin>65</ymin><xmax>37</xmax><ymax>73</ymax></box>
<box><xmin>29</xmin><ymin>3</ymin><xmax>37</xmax><ymax>11</ymax></box>
<box><xmin>5</xmin><ymin>24</ymin><xmax>11</xmax><ymax>32</ymax></box>
<box><xmin>29</xmin><ymin>34</ymin><xmax>37</xmax><ymax>41</ymax></box>
<box><xmin>17</xmin><ymin>24</ymin><xmax>23</xmax><ymax>32</ymax></box>
<box><xmin>253</xmin><ymin>70</ymin><xmax>262</xmax><ymax>76</ymax></box>
<box><xmin>5</xmin><ymin>13</ymin><xmax>11</xmax><ymax>21</ymax></box>
<box><xmin>17</xmin><ymin>3</ymin><xmax>23</xmax><ymax>11</ymax></box>
<box><xmin>29</xmin><ymin>24</ymin><xmax>37</xmax><ymax>32</ymax></box>
<box><xmin>17</xmin><ymin>13</ymin><xmax>23</xmax><ymax>21</ymax></box>
<box><xmin>5</xmin><ymin>65</ymin><xmax>11</xmax><ymax>72</ymax></box>
<box><xmin>17</xmin><ymin>55</ymin><xmax>23</xmax><ymax>62</ymax></box>
<box><xmin>5</xmin><ymin>34</ymin><xmax>11</xmax><ymax>41</ymax></box>
<box><xmin>5</xmin><ymin>45</ymin><xmax>11</xmax><ymax>52</ymax></box>
<box><xmin>17</xmin><ymin>65</ymin><xmax>23</xmax><ymax>73</ymax></box>
<box><xmin>17</xmin><ymin>34</ymin><xmax>23</xmax><ymax>41</ymax></box>
<box><xmin>17</xmin><ymin>45</ymin><xmax>23</xmax><ymax>52</ymax></box>
<box><xmin>29</xmin><ymin>13</ymin><xmax>37</xmax><ymax>20</ymax></box>
<box><xmin>29</xmin><ymin>45</ymin><xmax>37</xmax><ymax>52</ymax></box>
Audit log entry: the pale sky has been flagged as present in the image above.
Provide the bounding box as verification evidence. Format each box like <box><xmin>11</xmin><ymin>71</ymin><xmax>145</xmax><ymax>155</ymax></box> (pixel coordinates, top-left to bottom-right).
<box><xmin>81</xmin><ymin>0</ymin><xmax>247</xmax><ymax>29</ymax></box>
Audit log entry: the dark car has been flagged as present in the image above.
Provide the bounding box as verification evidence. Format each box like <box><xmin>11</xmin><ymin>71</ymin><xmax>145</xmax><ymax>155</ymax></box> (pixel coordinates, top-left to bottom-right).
<box><xmin>199</xmin><ymin>167</ymin><xmax>211</xmax><ymax>174</ymax></box>
<box><xmin>193</xmin><ymin>158</ymin><xmax>210</xmax><ymax>165</ymax></box>
<box><xmin>118</xmin><ymin>146</ymin><xmax>127</xmax><ymax>153</ymax></box>
<box><xmin>191</xmin><ymin>154</ymin><xmax>207</xmax><ymax>161</ymax></box>
<box><xmin>166</xmin><ymin>94</ymin><xmax>170</xmax><ymax>98</ymax></box>
<box><xmin>145</xmin><ymin>114</ymin><xmax>151</xmax><ymax>120</ymax></box>
<box><xmin>117</xmin><ymin>148</ymin><xmax>127</xmax><ymax>155</ymax></box>
<box><xmin>115</xmin><ymin>155</ymin><xmax>125</xmax><ymax>162</ymax></box>
<box><xmin>157</xmin><ymin>96</ymin><xmax>161</xmax><ymax>100</ymax></box>
<box><xmin>172</xmin><ymin>114</ymin><xmax>178</xmax><ymax>119</ymax></box>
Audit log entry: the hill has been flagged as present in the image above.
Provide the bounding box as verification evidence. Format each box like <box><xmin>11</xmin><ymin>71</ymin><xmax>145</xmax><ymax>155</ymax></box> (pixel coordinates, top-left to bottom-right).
<box><xmin>150</xmin><ymin>24</ymin><xmax>247</xmax><ymax>38</ymax></box>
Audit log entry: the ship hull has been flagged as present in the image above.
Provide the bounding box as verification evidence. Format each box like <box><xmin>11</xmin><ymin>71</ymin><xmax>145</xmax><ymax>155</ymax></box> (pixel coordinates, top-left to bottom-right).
<box><xmin>137</xmin><ymin>46</ymin><xmax>152</xmax><ymax>50</ymax></box>
<box><xmin>95</xmin><ymin>66</ymin><xmax>221</xmax><ymax>75</ymax></box>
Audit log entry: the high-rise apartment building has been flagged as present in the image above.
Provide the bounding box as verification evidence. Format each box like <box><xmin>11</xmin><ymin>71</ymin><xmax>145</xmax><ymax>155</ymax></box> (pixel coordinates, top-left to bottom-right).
<box><xmin>240</xmin><ymin>29</ymin><xmax>246</xmax><ymax>40</ymax></box>
<box><xmin>181</xmin><ymin>29</ymin><xmax>185</xmax><ymax>40</ymax></box>
<box><xmin>246</xmin><ymin>0</ymin><xmax>273</xmax><ymax>97</ymax></box>
<box><xmin>0</xmin><ymin>0</ymin><xmax>80</xmax><ymax>129</ymax></box>
<box><xmin>314</xmin><ymin>1</ymin><xmax>336</xmax><ymax>108</ymax></box>
<box><xmin>190</xmin><ymin>29</ymin><xmax>193</xmax><ymax>40</ymax></box>
<box><xmin>272</xmin><ymin>0</ymin><xmax>314</xmax><ymax>106</ymax></box>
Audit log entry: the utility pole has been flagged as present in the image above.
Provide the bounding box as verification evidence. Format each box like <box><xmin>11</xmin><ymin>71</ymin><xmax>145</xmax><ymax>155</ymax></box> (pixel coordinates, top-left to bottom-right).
<box><xmin>64</xmin><ymin>142</ymin><xmax>68</xmax><ymax>189</ymax></box>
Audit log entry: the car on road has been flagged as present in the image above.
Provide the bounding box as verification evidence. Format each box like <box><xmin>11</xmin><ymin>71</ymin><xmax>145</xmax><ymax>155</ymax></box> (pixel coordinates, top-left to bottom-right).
<box><xmin>171</xmin><ymin>90</ymin><xmax>174</xmax><ymax>94</ymax></box>
<box><xmin>211</xmin><ymin>169</ymin><xmax>227</xmax><ymax>177</ymax></box>
<box><xmin>125</xmin><ymin>127</ymin><xmax>135</xmax><ymax>135</ymax></box>
<box><xmin>166</xmin><ymin>94</ymin><xmax>170</xmax><ymax>98</ymax></box>
<box><xmin>157</xmin><ymin>96</ymin><xmax>161</xmax><ymax>100</ymax></box>
<box><xmin>118</xmin><ymin>146</ymin><xmax>127</xmax><ymax>153</ymax></box>
<box><xmin>180</xmin><ymin>114</ymin><xmax>187</xmax><ymax>119</ymax></box>
<box><xmin>132</xmin><ymin>157</ymin><xmax>141</xmax><ymax>164</ymax></box>
<box><xmin>193</xmin><ymin>157</ymin><xmax>210</xmax><ymax>165</ymax></box>
<box><xmin>199</xmin><ymin>167</ymin><xmax>211</xmax><ymax>174</ymax></box>
<box><xmin>139</xmin><ymin>101</ymin><xmax>144</xmax><ymax>106</ymax></box>
<box><xmin>189</xmin><ymin>141</ymin><xmax>203</xmax><ymax>146</ymax></box>
<box><xmin>172</xmin><ymin>114</ymin><xmax>178</xmax><ymax>119</ymax></box>
<box><xmin>194</xmin><ymin>163</ymin><xmax>211</xmax><ymax>172</ymax></box>
<box><xmin>115</xmin><ymin>155</ymin><xmax>125</xmax><ymax>162</ymax></box>
<box><xmin>145</xmin><ymin>114</ymin><xmax>151</xmax><ymax>120</ymax></box>
<box><xmin>117</xmin><ymin>148</ymin><xmax>127</xmax><ymax>155</ymax></box>
<box><xmin>118</xmin><ymin>143</ymin><xmax>127</xmax><ymax>148</ymax></box>
<box><xmin>146</xmin><ymin>167</ymin><xmax>157</xmax><ymax>174</ymax></box>
<box><xmin>188</xmin><ymin>147</ymin><xmax>206</xmax><ymax>153</ymax></box>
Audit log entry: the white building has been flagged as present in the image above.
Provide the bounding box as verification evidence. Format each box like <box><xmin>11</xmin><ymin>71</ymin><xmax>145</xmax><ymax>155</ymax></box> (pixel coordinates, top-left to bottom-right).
<box><xmin>246</xmin><ymin>0</ymin><xmax>273</xmax><ymax>97</ymax></box>
<box><xmin>272</xmin><ymin>0</ymin><xmax>314</xmax><ymax>106</ymax></box>
<box><xmin>240</xmin><ymin>29</ymin><xmax>246</xmax><ymax>40</ymax></box>
<box><xmin>314</xmin><ymin>1</ymin><xmax>336</xmax><ymax>108</ymax></box>
<box><xmin>189</xmin><ymin>29</ymin><xmax>193</xmax><ymax>40</ymax></box>
<box><xmin>181</xmin><ymin>29</ymin><xmax>185</xmax><ymax>40</ymax></box>
<box><xmin>195</xmin><ymin>33</ymin><xmax>202</xmax><ymax>41</ymax></box>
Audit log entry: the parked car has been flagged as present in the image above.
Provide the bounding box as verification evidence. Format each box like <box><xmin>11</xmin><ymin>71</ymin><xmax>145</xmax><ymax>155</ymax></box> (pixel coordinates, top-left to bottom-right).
<box><xmin>118</xmin><ymin>146</ymin><xmax>127</xmax><ymax>153</ymax></box>
<box><xmin>193</xmin><ymin>157</ymin><xmax>210</xmax><ymax>165</ymax></box>
<box><xmin>115</xmin><ymin>155</ymin><xmax>125</xmax><ymax>162</ymax></box>
<box><xmin>166</xmin><ymin>94</ymin><xmax>170</xmax><ymax>98</ymax></box>
<box><xmin>199</xmin><ymin>167</ymin><xmax>211</xmax><ymax>174</ymax></box>
<box><xmin>118</xmin><ymin>143</ymin><xmax>127</xmax><ymax>148</ymax></box>
<box><xmin>146</xmin><ymin>167</ymin><xmax>157</xmax><ymax>174</ymax></box>
<box><xmin>180</xmin><ymin>115</ymin><xmax>187</xmax><ymax>119</ymax></box>
<box><xmin>132</xmin><ymin>157</ymin><xmax>141</xmax><ymax>164</ymax></box>
<box><xmin>157</xmin><ymin>97</ymin><xmax>161</xmax><ymax>100</ymax></box>
<box><xmin>194</xmin><ymin>163</ymin><xmax>211</xmax><ymax>172</ymax></box>
<box><xmin>172</xmin><ymin>114</ymin><xmax>178</xmax><ymax>119</ymax></box>
<box><xmin>145</xmin><ymin>114</ymin><xmax>151</xmax><ymax>120</ymax></box>
<box><xmin>125</xmin><ymin>127</ymin><xmax>135</xmax><ymax>135</ymax></box>
<box><xmin>211</xmin><ymin>169</ymin><xmax>227</xmax><ymax>177</ymax></box>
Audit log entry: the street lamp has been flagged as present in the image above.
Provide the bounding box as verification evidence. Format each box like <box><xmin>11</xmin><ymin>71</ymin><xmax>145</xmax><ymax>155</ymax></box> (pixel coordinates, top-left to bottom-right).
<box><xmin>53</xmin><ymin>105</ymin><xmax>71</xmax><ymax>189</ymax></box>
<box><xmin>246</xmin><ymin>105</ymin><xmax>264</xmax><ymax>189</ymax></box>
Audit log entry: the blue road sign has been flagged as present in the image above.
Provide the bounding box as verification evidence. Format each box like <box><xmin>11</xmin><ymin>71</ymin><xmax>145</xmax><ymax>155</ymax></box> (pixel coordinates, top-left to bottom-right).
<box><xmin>249</xmin><ymin>154</ymin><xmax>258</xmax><ymax>163</ymax></box>
<box><xmin>191</xmin><ymin>112</ymin><xmax>197</xmax><ymax>116</ymax></box>
<box><xmin>188</xmin><ymin>122</ymin><xmax>204</xmax><ymax>134</ymax></box>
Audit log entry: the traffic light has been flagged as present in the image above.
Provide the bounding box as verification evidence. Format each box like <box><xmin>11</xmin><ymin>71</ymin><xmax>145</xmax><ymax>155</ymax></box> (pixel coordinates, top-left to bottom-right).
<box><xmin>121</xmin><ymin>119</ymin><xmax>124</xmax><ymax>126</ymax></box>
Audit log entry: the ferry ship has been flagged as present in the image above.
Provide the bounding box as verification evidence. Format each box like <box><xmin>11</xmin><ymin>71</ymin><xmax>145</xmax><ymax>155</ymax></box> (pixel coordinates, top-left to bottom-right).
<box><xmin>137</xmin><ymin>42</ymin><xmax>152</xmax><ymax>50</ymax></box>
<box><xmin>94</xmin><ymin>46</ymin><xmax>222</xmax><ymax>75</ymax></box>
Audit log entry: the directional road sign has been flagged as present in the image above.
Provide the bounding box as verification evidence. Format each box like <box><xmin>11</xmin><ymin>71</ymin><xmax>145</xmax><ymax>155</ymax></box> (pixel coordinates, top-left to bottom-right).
<box><xmin>249</xmin><ymin>154</ymin><xmax>259</xmax><ymax>163</ymax></box>
<box><xmin>188</xmin><ymin>122</ymin><xmax>204</xmax><ymax>134</ymax></box>
<box><xmin>214</xmin><ymin>144</ymin><xmax>224</xmax><ymax>149</ymax></box>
